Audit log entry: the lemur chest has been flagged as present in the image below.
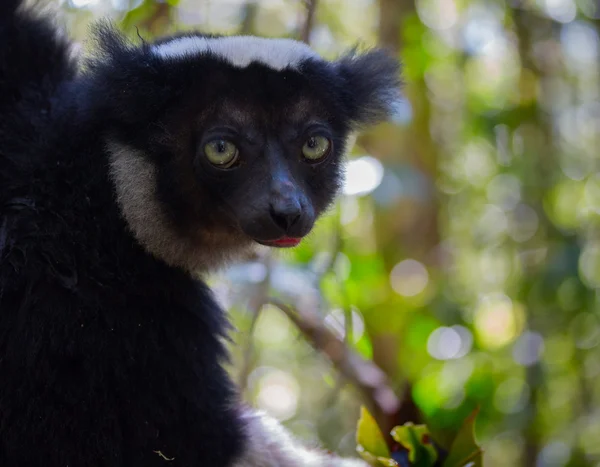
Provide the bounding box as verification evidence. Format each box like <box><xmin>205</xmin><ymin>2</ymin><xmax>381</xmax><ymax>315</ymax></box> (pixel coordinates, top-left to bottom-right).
<box><xmin>78</xmin><ymin>294</ymin><xmax>245</xmax><ymax>466</ymax></box>
<box><xmin>0</xmin><ymin>267</ymin><xmax>245</xmax><ymax>467</ymax></box>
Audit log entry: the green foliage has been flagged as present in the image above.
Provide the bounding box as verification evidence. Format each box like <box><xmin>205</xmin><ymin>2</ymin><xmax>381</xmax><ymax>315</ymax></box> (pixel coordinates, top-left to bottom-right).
<box><xmin>120</xmin><ymin>0</ymin><xmax>180</xmax><ymax>37</ymax></box>
<box><xmin>390</xmin><ymin>424</ymin><xmax>438</xmax><ymax>467</ymax></box>
<box><xmin>357</xmin><ymin>407</ymin><xmax>483</xmax><ymax>467</ymax></box>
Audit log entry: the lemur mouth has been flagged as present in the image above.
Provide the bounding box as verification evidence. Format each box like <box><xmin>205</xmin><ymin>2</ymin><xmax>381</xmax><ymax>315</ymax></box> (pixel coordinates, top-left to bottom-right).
<box><xmin>258</xmin><ymin>237</ymin><xmax>302</xmax><ymax>248</ymax></box>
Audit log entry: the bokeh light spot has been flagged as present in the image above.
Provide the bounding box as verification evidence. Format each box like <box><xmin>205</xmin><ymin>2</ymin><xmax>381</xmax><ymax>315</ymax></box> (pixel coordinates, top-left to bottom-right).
<box><xmin>390</xmin><ymin>259</ymin><xmax>429</xmax><ymax>297</ymax></box>
<box><xmin>254</xmin><ymin>305</ymin><xmax>293</xmax><ymax>346</ymax></box>
<box><xmin>569</xmin><ymin>312</ymin><xmax>600</xmax><ymax>349</ymax></box>
<box><xmin>343</xmin><ymin>156</ymin><xmax>384</xmax><ymax>197</ymax></box>
<box><xmin>416</xmin><ymin>0</ymin><xmax>458</xmax><ymax>30</ymax></box>
<box><xmin>578</xmin><ymin>242</ymin><xmax>600</xmax><ymax>289</ymax></box>
<box><xmin>255</xmin><ymin>368</ymin><xmax>300</xmax><ymax>421</ymax></box>
<box><xmin>474</xmin><ymin>294</ymin><xmax>523</xmax><ymax>349</ymax></box>
<box><xmin>540</xmin><ymin>0</ymin><xmax>577</xmax><ymax>23</ymax></box>
<box><xmin>584</xmin><ymin>173</ymin><xmax>600</xmax><ymax>213</ymax></box>
<box><xmin>512</xmin><ymin>331</ymin><xmax>545</xmax><ymax>366</ymax></box>
<box><xmin>474</xmin><ymin>204</ymin><xmax>507</xmax><ymax>244</ymax></box>
<box><xmin>536</xmin><ymin>441</ymin><xmax>571</xmax><ymax>467</ymax></box>
<box><xmin>427</xmin><ymin>325</ymin><xmax>473</xmax><ymax>360</ymax></box>
<box><xmin>508</xmin><ymin>204</ymin><xmax>539</xmax><ymax>243</ymax></box>
<box><xmin>487</xmin><ymin>174</ymin><xmax>521</xmax><ymax>210</ymax></box>
<box><xmin>561</xmin><ymin>21</ymin><xmax>599</xmax><ymax>68</ymax></box>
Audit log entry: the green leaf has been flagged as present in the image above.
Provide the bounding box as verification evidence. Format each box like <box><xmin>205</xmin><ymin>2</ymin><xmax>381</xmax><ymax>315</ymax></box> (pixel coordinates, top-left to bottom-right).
<box><xmin>442</xmin><ymin>409</ymin><xmax>483</xmax><ymax>467</ymax></box>
<box><xmin>390</xmin><ymin>423</ymin><xmax>438</xmax><ymax>467</ymax></box>
<box><xmin>376</xmin><ymin>457</ymin><xmax>400</xmax><ymax>466</ymax></box>
<box><xmin>356</xmin><ymin>407</ymin><xmax>391</xmax><ymax>459</ymax></box>
<box><xmin>356</xmin><ymin>446</ymin><xmax>400</xmax><ymax>467</ymax></box>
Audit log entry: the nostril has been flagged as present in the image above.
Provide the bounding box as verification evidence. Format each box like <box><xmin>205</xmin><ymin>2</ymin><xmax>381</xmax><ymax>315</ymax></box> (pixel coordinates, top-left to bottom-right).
<box><xmin>269</xmin><ymin>205</ymin><xmax>302</xmax><ymax>232</ymax></box>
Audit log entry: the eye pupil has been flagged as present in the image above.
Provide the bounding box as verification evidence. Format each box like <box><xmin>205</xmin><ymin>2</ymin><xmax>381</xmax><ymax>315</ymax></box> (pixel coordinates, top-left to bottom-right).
<box><xmin>204</xmin><ymin>139</ymin><xmax>239</xmax><ymax>168</ymax></box>
<box><xmin>302</xmin><ymin>135</ymin><xmax>331</xmax><ymax>162</ymax></box>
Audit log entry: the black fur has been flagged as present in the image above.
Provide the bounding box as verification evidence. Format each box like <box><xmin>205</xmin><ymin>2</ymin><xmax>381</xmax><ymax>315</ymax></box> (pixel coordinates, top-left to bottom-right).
<box><xmin>0</xmin><ymin>4</ymin><xmax>400</xmax><ymax>466</ymax></box>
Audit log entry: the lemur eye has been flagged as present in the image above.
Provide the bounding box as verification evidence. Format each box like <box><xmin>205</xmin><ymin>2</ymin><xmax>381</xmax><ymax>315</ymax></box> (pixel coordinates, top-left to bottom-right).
<box><xmin>204</xmin><ymin>139</ymin><xmax>239</xmax><ymax>168</ymax></box>
<box><xmin>302</xmin><ymin>136</ymin><xmax>331</xmax><ymax>162</ymax></box>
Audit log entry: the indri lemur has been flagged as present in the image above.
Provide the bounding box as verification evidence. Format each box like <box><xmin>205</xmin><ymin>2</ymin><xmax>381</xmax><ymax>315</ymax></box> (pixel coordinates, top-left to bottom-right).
<box><xmin>0</xmin><ymin>1</ymin><xmax>401</xmax><ymax>465</ymax></box>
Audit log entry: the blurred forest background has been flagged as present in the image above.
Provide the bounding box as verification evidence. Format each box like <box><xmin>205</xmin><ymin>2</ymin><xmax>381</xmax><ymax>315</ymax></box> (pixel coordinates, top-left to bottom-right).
<box><xmin>57</xmin><ymin>0</ymin><xmax>599</xmax><ymax>465</ymax></box>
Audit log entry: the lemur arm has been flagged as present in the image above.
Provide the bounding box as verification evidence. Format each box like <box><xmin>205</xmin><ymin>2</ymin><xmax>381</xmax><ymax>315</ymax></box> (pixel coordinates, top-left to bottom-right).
<box><xmin>233</xmin><ymin>409</ymin><xmax>368</xmax><ymax>467</ymax></box>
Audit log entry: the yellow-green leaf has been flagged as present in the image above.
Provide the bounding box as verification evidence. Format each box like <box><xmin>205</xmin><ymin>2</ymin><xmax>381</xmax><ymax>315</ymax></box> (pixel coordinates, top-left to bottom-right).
<box><xmin>356</xmin><ymin>407</ymin><xmax>391</xmax><ymax>459</ymax></box>
<box><xmin>357</xmin><ymin>446</ymin><xmax>399</xmax><ymax>466</ymax></box>
<box><xmin>376</xmin><ymin>456</ymin><xmax>400</xmax><ymax>466</ymax></box>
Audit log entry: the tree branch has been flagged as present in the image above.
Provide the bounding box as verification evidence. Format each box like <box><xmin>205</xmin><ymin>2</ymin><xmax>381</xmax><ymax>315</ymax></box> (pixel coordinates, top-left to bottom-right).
<box><xmin>300</xmin><ymin>0</ymin><xmax>318</xmax><ymax>44</ymax></box>
<box><xmin>267</xmin><ymin>298</ymin><xmax>401</xmax><ymax>433</ymax></box>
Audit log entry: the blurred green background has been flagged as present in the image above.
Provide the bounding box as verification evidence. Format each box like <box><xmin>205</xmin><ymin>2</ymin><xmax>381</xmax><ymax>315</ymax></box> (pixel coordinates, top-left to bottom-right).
<box><xmin>59</xmin><ymin>0</ymin><xmax>599</xmax><ymax>465</ymax></box>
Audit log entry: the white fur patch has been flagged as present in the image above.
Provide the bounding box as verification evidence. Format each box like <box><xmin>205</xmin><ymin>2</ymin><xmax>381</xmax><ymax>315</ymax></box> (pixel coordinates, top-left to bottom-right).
<box><xmin>232</xmin><ymin>410</ymin><xmax>368</xmax><ymax>467</ymax></box>
<box><xmin>106</xmin><ymin>139</ymin><xmax>252</xmax><ymax>272</ymax></box>
<box><xmin>151</xmin><ymin>36</ymin><xmax>319</xmax><ymax>71</ymax></box>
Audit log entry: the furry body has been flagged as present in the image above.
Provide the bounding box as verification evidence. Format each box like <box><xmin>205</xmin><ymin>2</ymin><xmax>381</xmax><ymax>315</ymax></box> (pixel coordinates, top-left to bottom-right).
<box><xmin>0</xmin><ymin>2</ymin><xmax>400</xmax><ymax>466</ymax></box>
<box><xmin>0</xmin><ymin>9</ymin><xmax>242</xmax><ymax>465</ymax></box>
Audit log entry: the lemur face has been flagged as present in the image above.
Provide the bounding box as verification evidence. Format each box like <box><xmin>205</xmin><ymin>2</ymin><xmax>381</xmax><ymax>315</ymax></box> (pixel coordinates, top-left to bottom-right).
<box><xmin>96</xmin><ymin>30</ymin><xmax>400</xmax><ymax>271</ymax></box>
<box><xmin>192</xmin><ymin>103</ymin><xmax>339</xmax><ymax>248</ymax></box>
<box><xmin>167</xmin><ymin>71</ymin><xmax>345</xmax><ymax>251</ymax></box>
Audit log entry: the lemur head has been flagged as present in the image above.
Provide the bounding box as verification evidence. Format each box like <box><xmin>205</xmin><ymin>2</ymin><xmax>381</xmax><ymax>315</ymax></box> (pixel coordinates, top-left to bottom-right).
<box><xmin>87</xmin><ymin>25</ymin><xmax>401</xmax><ymax>272</ymax></box>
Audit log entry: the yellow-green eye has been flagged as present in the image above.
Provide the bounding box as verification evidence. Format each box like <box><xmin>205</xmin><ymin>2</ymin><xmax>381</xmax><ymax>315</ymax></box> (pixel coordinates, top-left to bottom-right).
<box><xmin>302</xmin><ymin>136</ymin><xmax>331</xmax><ymax>162</ymax></box>
<box><xmin>204</xmin><ymin>140</ymin><xmax>239</xmax><ymax>168</ymax></box>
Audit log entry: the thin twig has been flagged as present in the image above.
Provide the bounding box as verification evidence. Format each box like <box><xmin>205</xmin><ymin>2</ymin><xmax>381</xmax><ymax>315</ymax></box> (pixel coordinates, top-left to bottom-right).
<box><xmin>300</xmin><ymin>0</ymin><xmax>318</xmax><ymax>44</ymax></box>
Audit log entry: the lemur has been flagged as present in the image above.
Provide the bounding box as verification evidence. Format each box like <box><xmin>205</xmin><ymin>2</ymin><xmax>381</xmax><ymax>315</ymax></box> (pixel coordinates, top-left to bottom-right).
<box><xmin>0</xmin><ymin>1</ymin><xmax>401</xmax><ymax>465</ymax></box>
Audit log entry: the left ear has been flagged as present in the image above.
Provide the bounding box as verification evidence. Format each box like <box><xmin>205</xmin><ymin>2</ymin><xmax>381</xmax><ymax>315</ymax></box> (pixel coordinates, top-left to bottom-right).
<box><xmin>335</xmin><ymin>48</ymin><xmax>402</xmax><ymax>128</ymax></box>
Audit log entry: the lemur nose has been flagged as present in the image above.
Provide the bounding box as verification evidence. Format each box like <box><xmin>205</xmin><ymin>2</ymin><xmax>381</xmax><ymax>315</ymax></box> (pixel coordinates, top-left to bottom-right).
<box><xmin>269</xmin><ymin>195</ymin><xmax>302</xmax><ymax>232</ymax></box>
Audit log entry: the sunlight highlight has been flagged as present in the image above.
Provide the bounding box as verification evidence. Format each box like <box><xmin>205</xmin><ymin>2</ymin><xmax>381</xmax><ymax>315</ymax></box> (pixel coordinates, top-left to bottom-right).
<box><xmin>255</xmin><ymin>369</ymin><xmax>300</xmax><ymax>421</ymax></box>
<box><xmin>474</xmin><ymin>294</ymin><xmax>523</xmax><ymax>349</ymax></box>
<box><xmin>343</xmin><ymin>156</ymin><xmax>384</xmax><ymax>197</ymax></box>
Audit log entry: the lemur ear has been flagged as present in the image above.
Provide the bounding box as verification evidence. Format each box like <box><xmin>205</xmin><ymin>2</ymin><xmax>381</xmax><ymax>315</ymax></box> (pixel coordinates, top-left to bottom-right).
<box><xmin>85</xmin><ymin>22</ymin><xmax>175</xmax><ymax>126</ymax></box>
<box><xmin>335</xmin><ymin>49</ymin><xmax>402</xmax><ymax>128</ymax></box>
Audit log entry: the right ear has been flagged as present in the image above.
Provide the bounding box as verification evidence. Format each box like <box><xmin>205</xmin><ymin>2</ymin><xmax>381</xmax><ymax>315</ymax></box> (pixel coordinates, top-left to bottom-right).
<box><xmin>335</xmin><ymin>48</ymin><xmax>402</xmax><ymax>128</ymax></box>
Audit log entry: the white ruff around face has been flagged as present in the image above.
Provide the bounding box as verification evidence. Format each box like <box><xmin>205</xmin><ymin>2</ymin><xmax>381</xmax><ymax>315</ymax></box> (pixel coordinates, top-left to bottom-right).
<box><xmin>151</xmin><ymin>35</ymin><xmax>319</xmax><ymax>71</ymax></box>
